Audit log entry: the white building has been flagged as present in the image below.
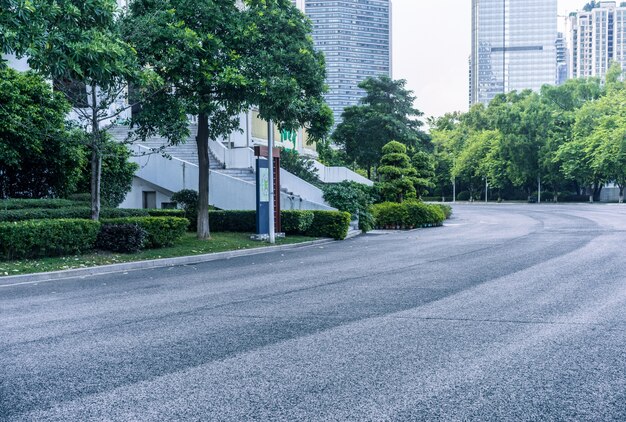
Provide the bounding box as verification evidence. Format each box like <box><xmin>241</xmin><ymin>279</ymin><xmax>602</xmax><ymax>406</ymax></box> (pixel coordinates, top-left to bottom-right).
<box><xmin>568</xmin><ymin>1</ymin><xmax>626</xmax><ymax>79</ymax></box>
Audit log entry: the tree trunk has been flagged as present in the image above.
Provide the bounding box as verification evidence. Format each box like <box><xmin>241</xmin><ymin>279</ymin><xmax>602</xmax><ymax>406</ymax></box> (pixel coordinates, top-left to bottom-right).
<box><xmin>196</xmin><ymin>113</ymin><xmax>211</xmax><ymax>239</ymax></box>
<box><xmin>619</xmin><ymin>185</ymin><xmax>624</xmax><ymax>204</ymax></box>
<box><xmin>90</xmin><ymin>83</ymin><xmax>101</xmax><ymax>221</ymax></box>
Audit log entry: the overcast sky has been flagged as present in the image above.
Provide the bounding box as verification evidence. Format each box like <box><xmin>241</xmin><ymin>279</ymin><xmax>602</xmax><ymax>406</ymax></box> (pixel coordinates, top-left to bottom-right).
<box><xmin>392</xmin><ymin>0</ymin><xmax>587</xmax><ymax>120</ymax></box>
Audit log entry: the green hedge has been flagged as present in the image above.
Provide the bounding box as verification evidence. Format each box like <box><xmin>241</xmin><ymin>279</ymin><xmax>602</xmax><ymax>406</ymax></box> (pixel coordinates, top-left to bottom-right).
<box><xmin>103</xmin><ymin>217</ymin><xmax>188</xmax><ymax>248</ymax></box>
<box><xmin>0</xmin><ymin>207</ymin><xmax>153</xmax><ymax>222</ymax></box>
<box><xmin>205</xmin><ymin>209</ymin><xmax>347</xmax><ymax>239</ymax></box>
<box><xmin>0</xmin><ymin>199</ymin><xmax>86</xmax><ymax>210</ymax></box>
<box><xmin>371</xmin><ymin>201</ymin><xmax>446</xmax><ymax>230</ymax></box>
<box><xmin>0</xmin><ymin>219</ymin><xmax>100</xmax><ymax>260</ymax></box>
<box><xmin>147</xmin><ymin>209</ymin><xmax>186</xmax><ymax>218</ymax></box>
<box><xmin>304</xmin><ymin>210</ymin><xmax>351</xmax><ymax>240</ymax></box>
<box><xmin>208</xmin><ymin>210</ymin><xmax>256</xmax><ymax>232</ymax></box>
<box><xmin>281</xmin><ymin>210</ymin><xmax>314</xmax><ymax>235</ymax></box>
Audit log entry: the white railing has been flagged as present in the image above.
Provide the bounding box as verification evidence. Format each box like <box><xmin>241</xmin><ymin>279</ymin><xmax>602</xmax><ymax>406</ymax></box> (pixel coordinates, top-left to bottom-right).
<box><xmin>280</xmin><ymin>169</ymin><xmax>327</xmax><ymax>205</ymax></box>
<box><xmin>312</xmin><ymin>160</ymin><xmax>373</xmax><ymax>186</ymax></box>
<box><xmin>208</xmin><ymin>138</ymin><xmax>255</xmax><ymax>169</ymax></box>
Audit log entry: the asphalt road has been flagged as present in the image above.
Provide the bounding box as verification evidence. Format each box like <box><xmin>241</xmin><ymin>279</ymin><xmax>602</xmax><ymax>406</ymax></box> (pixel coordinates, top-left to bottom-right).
<box><xmin>2</xmin><ymin>204</ymin><xmax>626</xmax><ymax>421</ymax></box>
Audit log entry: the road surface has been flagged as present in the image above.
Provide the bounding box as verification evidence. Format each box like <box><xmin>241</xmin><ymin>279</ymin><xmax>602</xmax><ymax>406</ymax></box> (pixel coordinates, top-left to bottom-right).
<box><xmin>2</xmin><ymin>204</ymin><xmax>626</xmax><ymax>421</ymax></box>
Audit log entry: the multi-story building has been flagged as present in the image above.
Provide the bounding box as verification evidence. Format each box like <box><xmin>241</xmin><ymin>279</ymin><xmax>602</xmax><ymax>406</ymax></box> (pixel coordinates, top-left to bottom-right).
<box><xmin>470</xmin><ymin>0</ymin><xmax>558</xmax><ymax>105</ymax></box>
<box><xmin>556</xmin><ymin>32</ymin><xmax>569</xmax><ymax>85</ymax></box>
<box><xmin>295</xmin><ymin>0</ymin><xmax>392</xmax><ymax>125</ymax></box>
<box><xmin>568</xmin><ymin>1</ymin><xmax>626</xmax><ymax>80</ymax></box>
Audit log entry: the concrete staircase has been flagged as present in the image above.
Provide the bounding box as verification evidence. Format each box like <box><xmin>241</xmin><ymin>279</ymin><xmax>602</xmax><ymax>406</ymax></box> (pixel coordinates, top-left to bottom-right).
<box><xmin>108</xmin><ymin>125</ymin><xmax>255</xmax><ymax>183</ymax></box>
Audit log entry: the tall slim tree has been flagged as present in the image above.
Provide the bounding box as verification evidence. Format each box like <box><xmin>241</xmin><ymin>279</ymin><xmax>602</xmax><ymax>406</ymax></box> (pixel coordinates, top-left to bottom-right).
<box><xmin>5</xmin><ymin>0</ymin><xmax>144</xmax><ymax>219</ymax></box>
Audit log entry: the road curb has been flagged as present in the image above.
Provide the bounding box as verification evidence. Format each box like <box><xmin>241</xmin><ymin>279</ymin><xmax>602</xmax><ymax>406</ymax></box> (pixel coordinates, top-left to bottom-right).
<box><xmin>0</xmin><ymin>238</ymin><xmax>338</xmax><ymax>286</ymax></box>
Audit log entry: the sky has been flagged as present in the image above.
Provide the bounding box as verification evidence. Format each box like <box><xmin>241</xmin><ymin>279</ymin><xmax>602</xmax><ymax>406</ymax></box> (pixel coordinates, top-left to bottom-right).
<box><xmin>392</xmin><ymin>0</ymin><xmax>587</xmax><ymax>120</ymax></box>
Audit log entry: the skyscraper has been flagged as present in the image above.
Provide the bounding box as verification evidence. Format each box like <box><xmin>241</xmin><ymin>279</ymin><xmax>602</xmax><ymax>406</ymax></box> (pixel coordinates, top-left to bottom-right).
<box><xmin>568</xmin><ymin>1</ymin><xmax>626</xmax><ymax>80</ymax></box>
<box><xmin>556</xmin><ymin>32</ymin><xmax>569</xmax><ymax>85</ymax></box>
<box><xmin>295</xmin><ymin>0</ymin><xmax>392</xmax><ymax>125</ymax></box>
<box><xmin>470</xmin><ymin>0</ymin><xmax>558</xmax><ymax>105</ymax></box>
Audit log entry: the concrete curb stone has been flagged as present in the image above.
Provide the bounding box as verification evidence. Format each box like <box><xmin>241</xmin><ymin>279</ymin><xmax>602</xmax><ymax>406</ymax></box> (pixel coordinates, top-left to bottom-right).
<box><xmin>0</xmin><ymin>237</ymin><xmax>343</xmax><ymax>286</ymax></box>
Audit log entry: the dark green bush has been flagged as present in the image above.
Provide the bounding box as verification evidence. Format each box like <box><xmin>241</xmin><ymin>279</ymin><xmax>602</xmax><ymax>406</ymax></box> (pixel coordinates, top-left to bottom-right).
<box><xmin>371</xmin><ymin>202</ymin><xmax>407</xmax><ymax>229</ymax></box>
<box><xmin>102</xmin><ymin>217</ymin><xmax>188</xmax><ymax>248</ymax></box>
<box><xmin>147</xmin><ymin>209</ymin><xmax>186</xmax><ymax>218</ymax></box>
<box><xmin>171</xmin><ymin>189</ymin><xmax>199</xmax><ymax>229</ymax></box>
<box><xmin>281</xmin><ymin>210</ymin><xmax>314</xmax><ymax>234</ymax></box>
<box><xmin>436</xmin><ymin>204</ymin><xmax>453</xmax><ymax>219</ymax></box>
<box><xmin>0</xmin><ymin>199</ymin><xmax>85</xmax><ymax>210</ymax></box>
<box><xmin>0</xmin><ymin>219</ymin><xmax>100</xmax><ymax>260</ymax></box>
<box><xmin>371</xmin><ymin>201</ymin><xmax>446</xmax><ymax>230</ymax></box>
<box><xmin>66</xmin><ymin>193</ymin><xmax>91</xmax><ymax>202</ymax></box>
<box><xmin>209</xmin><ymin>210</ymin><xmax>256</xmax><ymax>232</ymax></box>
<box><xmin>96</xmin><ymin>223</ymin><xmax>147</xmax><ymax>253</ymax></box>
<box><xmin>0</xmin><ymin>207</ymin><xmax>151</xmax><ymax>222</ymax></box>
<box><xmin>322</xmin><ymin>181</ymin><xmax>375</xmax><ymax>232</ymax></box>
<box><xmin>304</xmin><ymin>211</ymin><xmax>351</xmax><ymax>240</ymax></box>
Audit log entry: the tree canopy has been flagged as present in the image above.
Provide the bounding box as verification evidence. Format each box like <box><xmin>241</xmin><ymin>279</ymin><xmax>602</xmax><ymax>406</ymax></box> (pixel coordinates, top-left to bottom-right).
<box><xmin>332</xmin><ymin>76</ymin><xmax>427</xmax><ymax>178</ymax></box>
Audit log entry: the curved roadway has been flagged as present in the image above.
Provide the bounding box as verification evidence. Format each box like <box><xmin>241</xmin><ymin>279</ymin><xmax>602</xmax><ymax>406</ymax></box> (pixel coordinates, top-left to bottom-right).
<box><xmin>2</xmin><ymin>204</ymin><xmax>626</xmax><ymax>420</ymax></box>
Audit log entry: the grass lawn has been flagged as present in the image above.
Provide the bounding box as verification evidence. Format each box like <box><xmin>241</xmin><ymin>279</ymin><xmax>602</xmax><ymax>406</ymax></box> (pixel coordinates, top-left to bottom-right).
<box><xmin>0</xmin><ymin>232</ymin><xmax>316</xmax><ymax>276</ymax></box>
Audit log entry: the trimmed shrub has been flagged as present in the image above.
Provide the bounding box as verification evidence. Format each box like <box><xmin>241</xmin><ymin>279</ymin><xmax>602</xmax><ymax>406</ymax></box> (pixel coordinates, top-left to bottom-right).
<box><xmin>304</xmin><ymin>211</ymin><xmax>351</xmax><ymax>240</ymax></box>
<box><xmin>437</xmin><ymin>204</ymin><xmax>453</xmax><ymax>219</ymax></box>
<box><xmin>322</xmin><ymin>181</ymin><xmax>375</xmax><ymax>232</ymax></box>
<box><xmin>0</xmin><ymin>207</ymin><xmax>151</xmax><ymax>222</ymax></box>
<box><xmin>147</xmin><ymin>209</ymin><xmax>186</xmax><ymax>218</ymax></box>
<box><xmin>103</xmin><ymin>217</ymin><xmax>188</xmax><ymax>248</ymax></box>
<box><xmin>0</xmin><ymin>199</ymin><xmax>85</xmax><ymax>210</ymax></box>
<box><xmin>209</xmin><ymin>210</ymin><xmax>256</xmax><ymax>232</ymax></box>
<box><xmin>0</xmin><ymin>219</ymin><xmax>100</xmax><ymax>260</ymax></box>
<box><xmin>96</xmin><ymin>223</ymin><xmax>147</xmax><ymax>253</ymax></box>
<box><xmin>371</xmin><ymin>202</ymin><xmax>407</xmax><ymax>229</ymax></box>
<box><xmin>281</xmin><ymin>210</ymin><xmax>314</xmax><ymax>235</ymax></box>
<box><xmin>67</xmin><ymin>193</ymin><xmax>91</xmax><ymax>202</ymax></box>
<box><xmin>371</xmin><ymin>201</ymin><xmax>446</xmax><ymax>230</ymax></box>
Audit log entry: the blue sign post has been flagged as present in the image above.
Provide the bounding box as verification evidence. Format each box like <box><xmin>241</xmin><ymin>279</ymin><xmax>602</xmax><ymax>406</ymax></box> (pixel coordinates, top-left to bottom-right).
<box><xmin>256</xmin><ymin>157</ymin><xmax>270</xmax><ymax>236</ymax></box>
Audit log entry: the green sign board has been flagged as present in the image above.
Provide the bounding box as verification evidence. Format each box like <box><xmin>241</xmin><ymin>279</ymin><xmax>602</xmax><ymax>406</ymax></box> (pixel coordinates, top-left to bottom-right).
<box><xmin>280</xmin><ymin>129</ymin><xmax>297</xmax><ymax>151</ymax></box>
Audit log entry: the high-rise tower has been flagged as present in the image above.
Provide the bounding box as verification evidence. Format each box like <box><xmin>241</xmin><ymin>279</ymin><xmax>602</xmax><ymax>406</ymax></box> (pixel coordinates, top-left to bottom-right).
<box><xmin>470</xmin><ymin>0</ymin><xmax>558</xmax><ymax>105</ymax></box>
<box><xmin>568</xmin><ymin>1</ymin><xmax>626</xmax><ymax>80</ymax></box>
<box><xmin>295</xmin><ymin>0</ymin><xmax>392</xmax><ymax>125</ymax></box>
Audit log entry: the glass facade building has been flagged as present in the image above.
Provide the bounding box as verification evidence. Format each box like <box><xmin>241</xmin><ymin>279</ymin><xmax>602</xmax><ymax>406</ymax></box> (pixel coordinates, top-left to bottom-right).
<box><xmin>296</xmin><ymin>1</ymin><xmax>392</xmax><ymax>125</ymax></box>
<box><xmin>470</xmin><ymin>0</ymin><xmax>557</xmax><ymax>105</ymax></box>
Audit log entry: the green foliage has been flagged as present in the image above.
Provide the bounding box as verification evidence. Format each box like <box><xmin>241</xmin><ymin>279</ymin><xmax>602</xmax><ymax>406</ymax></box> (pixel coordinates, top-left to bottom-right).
<box><xmin>102</xmin><ymin>217</ymin><xmax>188</xmax><ymax>248</ymax></box>
<box><xmin>371</xmin><ymin>201</ymin><xmax>446</xmax><ymax>230</ymax></box>
<box><xmin>436</xmin><ymin>204</ymin><xmax>453</xmax><ymax>219</ymax></box>
<box><xmin>304</xmin><ymin>211</ymin><xmax>351</xmax><ymax>240</ymax></box>
<box><xmin>208</xmin><ymin>211</ymin><xmax>257</xmax><ymax>233</ymax></box>
<box><xmin>76</xmin><ymin>135</ymin><xmax>138</xmax><ymax>208</ymax></box>
<box><xmin>0</xmin><ymin>219</ymin><xmax>100</xmax><ymax>260</ymax></box>
<box><xmin>125</xmin><ymin>0</ymin><xmax>332</xmax><ymax>238</ymax></box>
<box><xmin>0</xmin><ymin>199</ymin><xmax>86</xmax><ymax>210</ymax></box>
<box><xmin>377</xmin><ymin>141</ymin><xmax>425</xmax><ymax>202</ymax></box>
<box><xmin>96</xmin><ymin>223</ymin><xmax>147</xmax><ymax>253</ymax></box>
<box><xmin>171</xmin><ymin>189</ymin><xmax>199</xmax><ymax>228</ymax></box>
<box><xmin>147</xmin><ymin>209</ymin><xmax>186</xmax><ymax>218</ymax></box>
<box><xmin>279</xmin><ymin>149</ymin><xmax>321</xmax><ymax>187</ymax></box>
<box><xmin>0</xmin><ymin>67</ymin><xmax>85</xmax><ymax>198</ymax></box>
<box><xmin>322</xmin><ymin>181</ymin><xmax>375</xmax><ymax>232</ymax></box>
<box><xmin>0</xmin><ymin>207</ymin><xmax>152</xmax><ymax>222</ymax></box>
<box><xmin>332</xmin><ymin>76</ymin><xmax>427</xmax><ymax>177</ymax></box>
<box><xmin>281</xmin><ymin>210</ymin><xmax>315</xmax><ymax>235</ymax></box>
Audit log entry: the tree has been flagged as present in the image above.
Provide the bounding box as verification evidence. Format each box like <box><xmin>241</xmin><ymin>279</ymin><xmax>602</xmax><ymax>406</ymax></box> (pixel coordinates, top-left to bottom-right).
<box><xmin>411</xmin><ymin>151</ymin><xmax>436</xmax><ymax>197</ymax></box>
<box><xmin>126</xmin><ymin>0</ymin><xmax>332</xmax><ymax>239</ymax></box>
<box><xmin>453</xmin><ymin>130</ymin><xmax>502</xmax><ymax>201</ymax></box>
<box><xmin>333</xmin><ymin>76</ymin><xmax>427</xmax><ymax>178</ymax></box>
<box><xmin>7</xmin><ymin>0</ymin><xmax>146</xmax><ymax>220</ymax></box>
<box><xmin>0</xmin><ymin>67</ymin><xmax>85</xmax><ymax>198</ymax></box>
<box><xmin>279</xmin><ymin>149</ymin><xmax>321</xmax><ymax>187</ymax></box>
<box><xmin>75</xmin><ymin>135</ymin><xmax>138</xmax><ymax>207</ymax></box>
<box><xmin>377</xmin><ymin>141</ymin><xmax>419</xmax><ymax>202</ymax></box>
